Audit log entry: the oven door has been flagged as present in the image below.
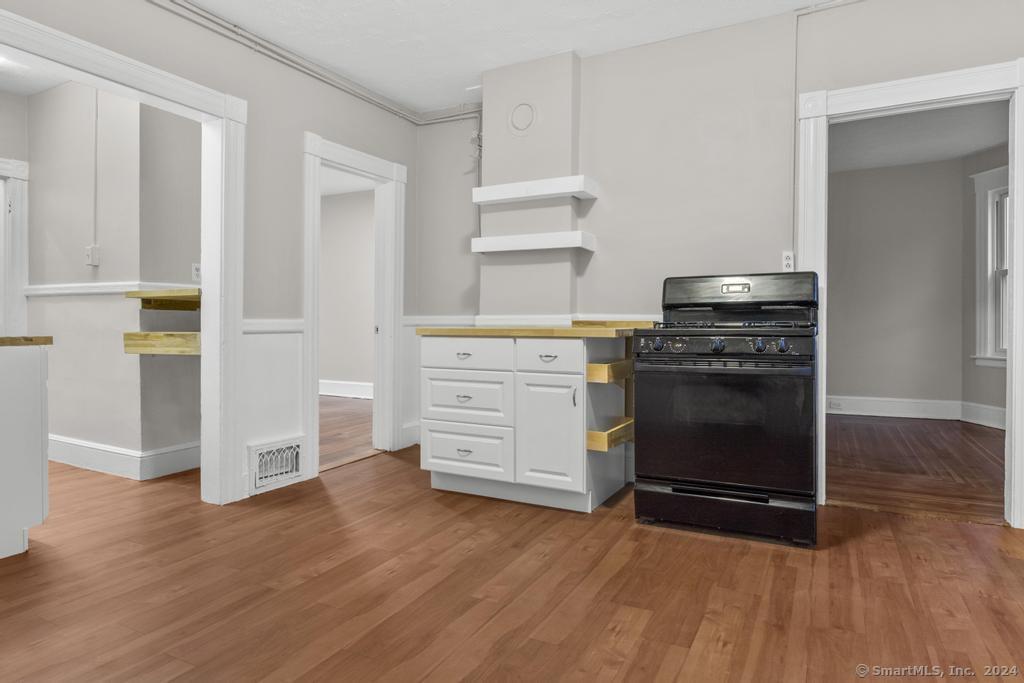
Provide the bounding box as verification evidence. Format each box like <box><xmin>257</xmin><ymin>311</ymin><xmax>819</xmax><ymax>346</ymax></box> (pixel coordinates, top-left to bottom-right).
<box><xmin>635</xmin><ymin>360</ymin><xmax>815</xmax><ymax>495</ymax></box>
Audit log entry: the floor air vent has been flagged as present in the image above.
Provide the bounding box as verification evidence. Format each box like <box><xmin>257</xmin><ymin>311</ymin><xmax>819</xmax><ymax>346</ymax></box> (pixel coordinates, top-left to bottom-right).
<box><xmin>250</xmin><ymin>438</ymin><xmax>302</xmax><ymax>492</ymax></box>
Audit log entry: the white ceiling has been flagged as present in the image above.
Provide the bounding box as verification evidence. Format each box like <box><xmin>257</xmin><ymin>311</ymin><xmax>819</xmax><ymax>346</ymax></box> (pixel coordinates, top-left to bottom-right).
<box><xmin>320</xmin><ymin>165</ymin><xmax>377</xmax><ymax>196</ymax></box>
<box><xmin>189</xmin><ymin>0</ymin><xmax>812</xmax><ymax>113</ymax></box>
<box><xmin>829</xmin><ymin>101</ymin><xmax>1009</xmax><ymax>173</ymax></box>
<box><xmin>0</xmin><ymin>47</ymin><xmax>66</xmax><ymax>95</ymax></box>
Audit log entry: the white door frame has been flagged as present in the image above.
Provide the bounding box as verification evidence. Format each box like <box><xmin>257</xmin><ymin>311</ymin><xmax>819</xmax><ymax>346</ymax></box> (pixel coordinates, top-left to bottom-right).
<box><xmin>0</xmin><ymin>158</ymin><xmax>28</xmax><ymax>337</ymax></box>
<box><xmin>303</xmin><ymin>133</ymin><xmax>407</xmax><ymax>472</ymax></box>
<box><xmin>796</xmin><ymin>58</ymin><xmax>1024</xmax><ymax>527</ymax></box>
<box><xmin>0</xmin><ymin>10</ymin><xmax>248</xmax><ymax>504</ymax></box>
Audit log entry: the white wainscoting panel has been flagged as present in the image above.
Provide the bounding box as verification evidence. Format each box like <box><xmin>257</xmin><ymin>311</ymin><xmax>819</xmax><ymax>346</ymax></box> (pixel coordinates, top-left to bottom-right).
<box><xmin>240</xmin><ymin>328</ymin><xmax>307</xmax><ymax>486</ymax></box>
<box><xmin>319</xmin><ymin>380</ymin><xmax>373</xmax><ymax>399</ymax></box>
<box><xmin>49</xmin><ymin>435</ymin><xmax>200</xmax><ymax>480</ymax></box>
<box><xmin>827</xmin><ymin>395</ymin><xmax>1005</xmax><ymax>429</ymax></box>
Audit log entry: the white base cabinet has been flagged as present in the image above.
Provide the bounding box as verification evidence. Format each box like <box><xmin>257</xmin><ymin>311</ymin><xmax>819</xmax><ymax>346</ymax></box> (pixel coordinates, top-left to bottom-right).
<box><xmin>419</xmin><ymin>336</ymin><xmax>628</xmax><ymax>513</ymax></box>
<box><xmin>0</xmin><ymin>345</ymin><xmax>49</xmax><ymax>559</ymax></box>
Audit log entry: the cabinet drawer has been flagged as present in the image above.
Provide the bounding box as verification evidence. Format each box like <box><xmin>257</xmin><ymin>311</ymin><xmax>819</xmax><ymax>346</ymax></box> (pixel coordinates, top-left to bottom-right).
<box><xmin>421</xmin><ymin>420</ymin><xmax>515</xmax><ymax>482</ymax></box>
<box><xmin>421</xmin><ymin>368</ymin><xmax>514</xmax><ymax>426</ymax></box>
<box><xmin>421</xmin><ymin>337</ymin><xmax>514</xmax><ymax>371</ymax></box>
<box><xmin>515</xmin><ymin>339</ymin><xmax>585</xmax><ymax>374</ymax></box>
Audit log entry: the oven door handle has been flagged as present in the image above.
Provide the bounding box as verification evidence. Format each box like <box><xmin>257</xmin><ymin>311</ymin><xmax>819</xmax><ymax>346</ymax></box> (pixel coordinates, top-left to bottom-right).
<box><xmin>635</xmin><ymin>363</ymin><xmax>813</xmax><ymax>377</ymax></box>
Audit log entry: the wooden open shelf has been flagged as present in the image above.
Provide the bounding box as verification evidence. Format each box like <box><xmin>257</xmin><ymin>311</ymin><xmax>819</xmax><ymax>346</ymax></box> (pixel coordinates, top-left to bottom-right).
<box><xmin>587</xmin><ymin>417</ymin><xmax>634</xmax><ymax>452</ymax></box>
<box><xmin>586</xmin><ymin>359</ymin><xmax>634</xmax><ymax>384</ymax></box>
<box><xmin>125</xmin><ymin>288</ymin><xmax>201</xmax><ymax>311</ymax></box>
<box><xmin>123</xmin><ymin>332</ymin><xmax>200</xmax><ymax>356</ymax></box>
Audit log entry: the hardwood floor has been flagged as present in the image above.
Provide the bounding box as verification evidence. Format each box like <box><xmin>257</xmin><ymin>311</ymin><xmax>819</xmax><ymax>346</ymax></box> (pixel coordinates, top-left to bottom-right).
<box><xmin>827</xmin><ymin>415</ymin><xmax>1005</xmax><ymax>525</ymax></box>
<box><xmin>3</xmin><ymin>449</ymin><xmax>1024</xmax><ymax>680</ymax></box>
<box><xmin>319</xmin><ymin>395</ymin><xmax>380</xmax><ymax>471</ymax></box>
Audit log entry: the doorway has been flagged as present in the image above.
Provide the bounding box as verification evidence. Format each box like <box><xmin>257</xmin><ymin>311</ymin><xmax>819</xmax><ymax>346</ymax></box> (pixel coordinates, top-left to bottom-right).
<box><xmin>796</xmin><ymin>59</ymin><xmax>1024</xmax><ymax>527</ymax></box>
<box><xmin>0</xmin><ymin>14</ymin><xmax>246</xmax><ymax>504</ymax></box>
<box><xmin>302</xmin><ymin>134</ymin><xmax>406</xmax><ymax>471</ymax></box>
<box><xmin>318</xmin><ymin>168</ymin><xmax>380</xmax><ymax>470</ymax></box>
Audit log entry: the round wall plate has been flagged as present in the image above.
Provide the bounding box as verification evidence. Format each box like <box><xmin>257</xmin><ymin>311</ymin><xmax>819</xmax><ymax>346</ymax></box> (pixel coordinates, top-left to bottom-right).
<box><xmin>508</xmin><ymin>102</ymin><xmax>536</xmax><ymax>136</ymax></box>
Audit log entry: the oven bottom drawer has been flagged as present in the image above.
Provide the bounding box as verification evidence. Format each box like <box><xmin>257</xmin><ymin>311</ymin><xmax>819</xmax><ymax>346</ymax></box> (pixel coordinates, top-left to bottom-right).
<box><xmin>634</xmin><ymin>480</ymin><xmax>816</xmax><ymax>546</ymax></box>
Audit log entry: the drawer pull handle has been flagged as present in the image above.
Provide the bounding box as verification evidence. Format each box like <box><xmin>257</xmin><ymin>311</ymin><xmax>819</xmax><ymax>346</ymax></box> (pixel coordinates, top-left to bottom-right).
<box><xmin>538</xmin><ymin>354</ymin><xmax>559</xmax><ymax>362</ymax></box>
<box><xmin>456</xmin><ymin>352</ymin><xmax>472</xmax><ymax>360</ymax></box>
<box><xmin>456</xmin><ymin>448</ymin><xmax>473</xmax><ymax>457</ymax></box>
<box><xmin>455</xmin><ymin>394</ymin><xmax>473</xmax><ymax>403</ymax></box>
<box><xmin>572</xmin><ymin>387</ymin><xmax>577</xmax><ymax>407</ymax></box>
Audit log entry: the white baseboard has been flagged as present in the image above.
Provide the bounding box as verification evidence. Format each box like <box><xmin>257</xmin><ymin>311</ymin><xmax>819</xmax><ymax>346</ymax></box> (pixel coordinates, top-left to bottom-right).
<box><xmin>474</xmin><ymin>314</ymin><xmax>573</xmax><ymax>327</ymax></box>
<box><xmin>962</xmin><ymin>401</ymin><xmax>1007</xmax><ymax>430</ymax></box>
<box><xmin>400</xmin><ymin>419</ymin><xmax>420</xmax><ymax>448</ymax></box>
<box><xmin>319</xmin><ymin>380</ymin><xmax>373</xmax><ymax>399</ymax></box>
<box><xmin>827</xmin><ymin>395</ymin><xmax>1005</xmax><ymax>429</ymax></box>
<box><xmin>49</xmin><ymin>435</ymin><xmax>200</xmax><ymax>480</ymax></box>
<box><xmin>402</xmin><ymin>315</ymin><xmax>476</xmax><ymax>327</ymax></box>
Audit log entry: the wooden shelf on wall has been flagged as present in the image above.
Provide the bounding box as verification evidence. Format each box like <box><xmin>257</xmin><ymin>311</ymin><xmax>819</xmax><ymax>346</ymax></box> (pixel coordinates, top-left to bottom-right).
<box><xmin>123</xmin><ymin>332</ymin><xmax>200</xmax><ymax>356</ymax></box>
<box><xmin>587</xmin><ymin>417</ymin><xmax>634</xmax><ymax>452</ymax></box>
<box><xmin>125</xmin><ymin>288</ymin><xmax>201</xmax><ymax>311</ymax></box>
<box><xmin>586</xmin><ymin>359</ymin><xmax>634</xmax><ymax>384</ymax></box>
<box><xmin>471</xmin><ymin>175</ymin><xmax>599</xmax><ymax>206</ymax></box>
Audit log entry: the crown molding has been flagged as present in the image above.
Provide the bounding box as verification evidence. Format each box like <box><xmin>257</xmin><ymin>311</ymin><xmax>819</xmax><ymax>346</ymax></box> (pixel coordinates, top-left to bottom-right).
<box><xmin>147</xmin><ymin>0</ymin><xmax>481</xmax><ymax>126</ymax></box>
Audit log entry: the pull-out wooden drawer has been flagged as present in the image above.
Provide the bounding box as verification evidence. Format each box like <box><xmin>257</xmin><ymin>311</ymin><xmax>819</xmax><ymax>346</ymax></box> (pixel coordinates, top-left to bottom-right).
<box><xmin>421</xmin><ymin>368</ymin><xmax>514</xmax><ymax>426</ymax></box>
<box><xmin>421</xmin><ymin>337</ymin><xmax>514</xmax><ymax>371</ymax></box>
<box><xmin>420</xmin><ymin>419</ymin><xmax>515</xmax><ymax>482</ymax></box>
<box><xmin>515</xmin><ymin>339</ymin><xmax>585</xmax><ymax>374</ymax></box>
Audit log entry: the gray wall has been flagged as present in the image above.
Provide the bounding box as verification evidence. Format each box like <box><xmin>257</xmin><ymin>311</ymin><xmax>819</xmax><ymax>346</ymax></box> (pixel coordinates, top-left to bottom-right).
<box><xmin>25</xmin><ymin>83</ymin><xmax>201</xmax><ymax>452</ymax></box>
<box><xmin>0</xmin><ymin>90</ymin><xmax>27</xmax><ymax>160</ymax></box>
<box><xmin>827</xmin><ymin>159</ymin><xmax>965</xmax><ymax>401</ymax></box>
<box><xmin>28</xmin><ymin>82</ymin><xmax>141</xmax><ymax>284</ymax></box>
<box><xmin>140</xmin><ymin>104</ymin><xmax>201</xmax><ymax>284</ymax></box>
<box><xmin>0</xmin><ymin>0</ymin><xmax>418</xmax><ymax>319</ymax></box>
<box><xmin>828</xmin><ymin>146</ymin><xmax>1009</xmax><ymax>408</ymax></box>
<box><xmin>319</xmin><ymin>191</ymin><xmax>375</xmax><ymax>384</ymax></box>
<box><xmin>963</xmin><ymin>145</ymin><xmax>1009</xmax><ymax>408</ymax></box>
<box><xmin>409</xmin><ymin>0</ymin><xmax>1024</xmax><ymax>319</ymax></box>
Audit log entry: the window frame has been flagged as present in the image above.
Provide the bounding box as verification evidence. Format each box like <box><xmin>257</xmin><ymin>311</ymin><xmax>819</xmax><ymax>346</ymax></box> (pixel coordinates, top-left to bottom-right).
<box><xmin>973</xmin><ymin>165</ymin><xmax>1010</xmax><ymax>367</ymax></box>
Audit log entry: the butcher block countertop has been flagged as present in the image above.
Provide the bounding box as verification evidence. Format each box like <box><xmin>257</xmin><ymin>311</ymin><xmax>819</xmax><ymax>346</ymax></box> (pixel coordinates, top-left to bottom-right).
<box><xmin>416</xmin><ymin>320</ymin><xmax>654</xmax><ymax>339</ymax></box>
<box><xmin>0</xmin><ymin>336</ymin><xmax>53</xmax><ymax>347</ymax></box>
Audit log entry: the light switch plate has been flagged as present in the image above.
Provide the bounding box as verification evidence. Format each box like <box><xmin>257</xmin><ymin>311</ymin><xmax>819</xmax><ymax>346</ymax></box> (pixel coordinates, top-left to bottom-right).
<box><xmin>781</xmin><ymin>250</ymin><xmax>794</xmax><ymax>272</ymax></box>
<box><xmin>85</xmin><ymin>244</ymin><xmax>100</xmax><ymax>267</ymax></box>
<box><xmin>191</xmin><ymin>263</ymin><xmax>201</xmax><ymax>282</ymax></box>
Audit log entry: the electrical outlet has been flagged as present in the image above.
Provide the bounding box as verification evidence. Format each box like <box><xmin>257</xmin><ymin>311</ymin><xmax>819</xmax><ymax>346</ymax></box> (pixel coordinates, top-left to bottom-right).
<box><xmin>781</xmin><ymin>250</ymin><xmax>794</xmax><ymax>272</ymax></box>
<box><xmin>191</xmin><ymin>263</ymin><xmax>201</xmax><ymax>283</ymax></box>
<box><xmin>828</xmin><ymin>399</ymin><xmax>842</xmax><ymax>410</ymax></box>
<box><xmin>85</xmin><ymin>244</ymin><xmax>100</xmax><ymax>267</ymax></box>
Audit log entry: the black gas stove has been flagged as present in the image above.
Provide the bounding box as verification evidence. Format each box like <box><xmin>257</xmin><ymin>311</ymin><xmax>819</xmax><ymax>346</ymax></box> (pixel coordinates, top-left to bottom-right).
<box><xmin>633</xmin><ymin>272</ymin><xmax>818</xmax><ymax>546</ymax></box>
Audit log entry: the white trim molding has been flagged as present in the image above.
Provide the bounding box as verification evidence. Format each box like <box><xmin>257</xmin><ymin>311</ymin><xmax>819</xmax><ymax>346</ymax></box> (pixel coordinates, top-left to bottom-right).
<box><xmin>24</xmin><ymin>281</ymin><xmax>194</xmax><ymax>297</ymax></box>
<box><xmin>304</xmin><ymin>133</ymin><xmax>407</xmax><ymax>478</ymax></box>
<box><xmin>242</xmin><ymin>318</ymin><xmax>304</xmax><ymax>334</ymax></box>
<box><xmin>797</xmin><ymin>58</ymin><xmax>1024</xmax><ymax>526</ymax></box>
<box><xmin>49</xmin><ymin>435</ymin><xmax>200</xmax><ymax>480</ymax></box>
<box><xmin>474</xmin><ymin>313</ymin><xmax>575</xmax><ymax>327</ymax></box>
<box><xmin>319</xmin><ymin>380</ymin><xmax>373</xmax><ymax>399</ymax></box>
<box><xmin>826</xmin><ymin>396</ymin><xmax>1006</xmax><ymax>430</ymax></box>
<box><xmin>0</xmin><ymin>158</ymin><xmax>28</xmax><ymax>181</ymax></box>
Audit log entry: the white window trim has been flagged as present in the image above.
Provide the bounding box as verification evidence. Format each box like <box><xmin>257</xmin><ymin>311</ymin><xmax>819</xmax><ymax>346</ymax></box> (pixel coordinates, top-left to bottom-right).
<box><xmin>973</xmin><ymin>166</ymin><xmax>1009</xmax><ymax>367</ymax></box>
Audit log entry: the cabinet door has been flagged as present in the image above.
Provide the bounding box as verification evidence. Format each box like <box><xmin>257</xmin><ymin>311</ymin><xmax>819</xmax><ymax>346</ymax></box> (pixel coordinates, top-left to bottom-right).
<box><xmin>515</xmin><ymin>372</ymin><xmax>586</xmax><ymax>492</ymax></box>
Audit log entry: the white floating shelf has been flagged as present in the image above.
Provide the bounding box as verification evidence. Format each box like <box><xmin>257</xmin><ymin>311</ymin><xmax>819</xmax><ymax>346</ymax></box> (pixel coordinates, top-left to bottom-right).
<box><xmin>472</xmin><ymin>175</ymin><xmax>599</xmax><ymax>206</ymax></box>
<box><xmin>471</xmin><ymin>231</ymin><xmax>596</xmax><ymax>254</ymax></box>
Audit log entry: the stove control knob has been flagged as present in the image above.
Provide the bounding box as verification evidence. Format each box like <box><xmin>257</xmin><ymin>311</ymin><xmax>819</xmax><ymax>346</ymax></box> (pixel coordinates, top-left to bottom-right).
<box><xmin>753</xmin><ymin>338</ymin><xmax>767</xmax><ymax>353</ymax></box>
<box><xmin>670</xmin><ymin>340</ymin><xmax>685</xmax><ymax>353</ymax></box>
<box><xmin>652</xmin><ymin>338</ymin><xmax>665</xmax><ymax>352</ymax></box>
<box><xmin>777</xmin><ymin>338</ymin><xmax>790</xmax><ymax>354</ymax></box>
<box><xmin>710</xmin><ymin>338</ymin><xmax>726</xmax><ymax>354</ymax></box>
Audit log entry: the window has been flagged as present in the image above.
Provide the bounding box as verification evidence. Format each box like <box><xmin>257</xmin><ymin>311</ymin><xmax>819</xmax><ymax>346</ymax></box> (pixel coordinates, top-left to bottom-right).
<box><xmin>973</xmin><ymin>166</ymin><xmax>1010</xmax><ymax>366</ymax></box>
